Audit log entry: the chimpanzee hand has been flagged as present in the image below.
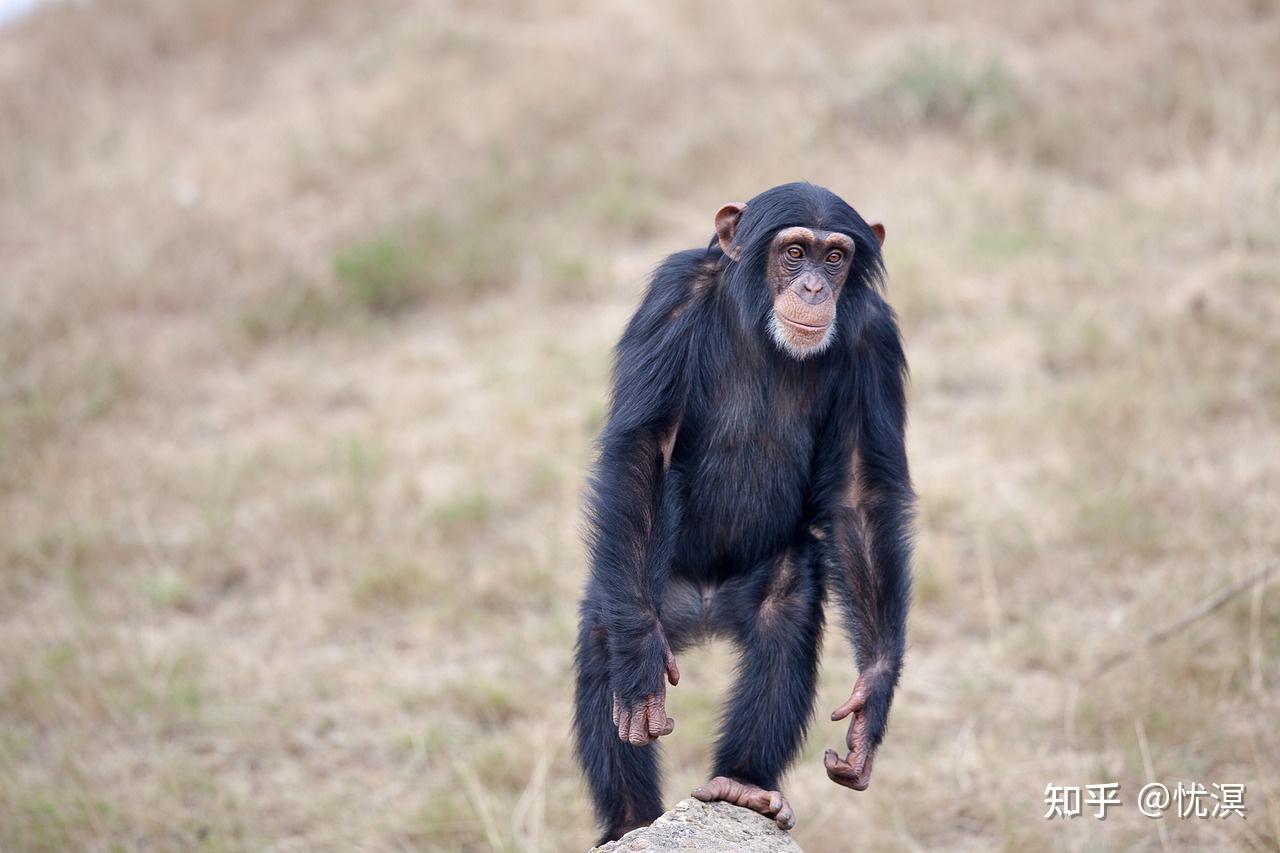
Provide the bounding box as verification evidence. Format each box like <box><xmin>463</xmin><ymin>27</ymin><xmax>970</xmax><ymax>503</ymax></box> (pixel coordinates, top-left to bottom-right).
<box><xmin>610</xmin><ymin>630</ymin><xmax>680</xmax><ymax>746</ymax></box>
<box><xmin>825</xmin><ymin>666</ymin><xmax>894</xmax><ymax>790</ymax></box>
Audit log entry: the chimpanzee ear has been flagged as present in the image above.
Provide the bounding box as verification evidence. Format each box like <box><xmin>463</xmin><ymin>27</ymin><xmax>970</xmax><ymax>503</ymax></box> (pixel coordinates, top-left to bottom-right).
<box><xmin>869</xmin><ymin>222</ymin><xmax>886</xmax><ymax>247</ymax></box>
<box><xmin>714</xmin><ymin>203</ymin><xmax>747</xmax><ymax>261</ymax></box>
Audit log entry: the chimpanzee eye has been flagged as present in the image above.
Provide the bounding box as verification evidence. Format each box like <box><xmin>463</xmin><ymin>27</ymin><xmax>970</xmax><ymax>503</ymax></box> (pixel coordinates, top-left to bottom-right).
<box><xmin>786</xmin><ymin>245</ymin><xmax>804</xmax><ymax>260</ymax></box>
<box><xmin>826</xmin><ymin>251</ymin><xmax>843</xmax><ymax>264</ymax></box>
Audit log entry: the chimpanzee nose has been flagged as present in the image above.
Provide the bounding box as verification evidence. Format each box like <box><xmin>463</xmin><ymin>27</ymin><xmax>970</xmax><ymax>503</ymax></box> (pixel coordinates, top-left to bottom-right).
<box><xmin>803</xmin><ymin>278</ymin><xmax>823</xmax><ymax>294</ymax></box>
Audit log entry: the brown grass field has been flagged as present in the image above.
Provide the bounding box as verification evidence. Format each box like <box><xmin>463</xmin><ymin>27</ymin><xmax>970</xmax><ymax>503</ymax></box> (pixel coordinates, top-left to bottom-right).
<box><xmin>2</xmin><ymin>1</ymin><xmax>1279</xmax><ymax>850</ymax></box>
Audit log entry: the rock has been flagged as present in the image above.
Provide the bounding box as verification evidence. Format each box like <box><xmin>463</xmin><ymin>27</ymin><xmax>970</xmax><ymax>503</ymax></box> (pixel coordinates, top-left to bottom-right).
<box><xmin>589</xmin><ymin>799</ymin><xmax>803</xmax><ymax>852</ymax></box>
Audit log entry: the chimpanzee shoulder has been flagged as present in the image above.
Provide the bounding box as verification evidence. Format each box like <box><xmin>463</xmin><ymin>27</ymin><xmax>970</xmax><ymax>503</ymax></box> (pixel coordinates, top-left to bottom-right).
<box><xmin>627</xmin><ymin>248</ymin><xmax>719</xmax><ymax>330</ymax></box>
<box><xmin>605</xmin><ymin>248</ymin><xmax>717</xmax><ymax>437</ymax></box>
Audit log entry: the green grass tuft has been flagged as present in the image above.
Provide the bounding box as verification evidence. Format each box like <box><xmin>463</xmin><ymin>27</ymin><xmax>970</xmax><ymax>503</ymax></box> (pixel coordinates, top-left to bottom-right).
<box><xmin>333</xmin><ymin>213</ymin><xmax>516</xmax><ymax>317</ymax></box>
<box><xmin>871</xmin><ymin>46</ymin><xmax>1023</xmax><ymax>138</ymax></box>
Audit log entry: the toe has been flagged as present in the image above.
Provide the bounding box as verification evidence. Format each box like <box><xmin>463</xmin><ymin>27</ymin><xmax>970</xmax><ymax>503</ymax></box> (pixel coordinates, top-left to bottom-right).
<box><xmin>694</xmin><ymin>777</ymin><xmax>795</xmax><ymax>829</ymax></box>
<box><xmin>694</xmin><ymin>776</ymin><xmax>731</xmax><ymax>802</ymax></box>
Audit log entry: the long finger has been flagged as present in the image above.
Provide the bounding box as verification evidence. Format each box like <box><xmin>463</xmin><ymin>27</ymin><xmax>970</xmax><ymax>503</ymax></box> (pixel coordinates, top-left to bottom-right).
<box><xmin>645</xmin><ymin>695</ymin><xmax>675</xmax><ymax>737</ymax></box>
<box><xmin>616</xmin><ymin>707</ymin><xmax>632</xmax><ymax>743</ymax></box>
<box><xmin>846</xmin><ymin>711</ymin><xmax>869</xmax><ymax>753</ymax></box>
<box><xmin>824</xmin><ymin>749</ymin><xmax>870</xmax><ymax>791</ymax></box>
<box><xmin>856</xmin><ymin>751</ymin><xmax>875</xmax><ymax>788</ymax></box>
<box><xmin>626</xmin><ymin>705</ymin><xmax>648</xmax><ymax>745</ymax></box>
<box><xmin>825</xmin><ymin>749</ymin><xmax>872</xmax><ymax>791</ymax></box>
<box><xmin>630</xmin><ymin>706</ymin><xmax>657</xmax><ymax>746</ymax></box>
<box><xmin>645</xmin><ymin>699</ymin><xmax>668</xmax><ymax>737</ymax></box>
<box><xmin>849</xmin><ymin>737</ymin><xmax>870</xmax><ymax>777</ymax></box>
<box><xmin>846</xmin><ymin>714</ymin><xmax>874</xmax><ymax>778</ymax></box>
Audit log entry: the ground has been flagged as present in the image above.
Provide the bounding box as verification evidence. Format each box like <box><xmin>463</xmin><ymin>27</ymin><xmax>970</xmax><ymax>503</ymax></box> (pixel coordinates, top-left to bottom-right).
<box><xmin>1</xmin><ymin>1</ymin><xmax>1278</xmax><ymax>850</ymax></box>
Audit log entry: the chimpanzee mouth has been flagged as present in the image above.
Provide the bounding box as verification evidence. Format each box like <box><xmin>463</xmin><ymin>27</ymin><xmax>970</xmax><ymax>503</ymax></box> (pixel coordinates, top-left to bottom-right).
<box><xmin>769</xmin><ymin>312</ymin><xmax>836</xmax><ymax>359</ymax></box>
<box><xmin>779</xmin><ymin>316</ymin><xmax>828</xmax><ymax>332</ymax></box>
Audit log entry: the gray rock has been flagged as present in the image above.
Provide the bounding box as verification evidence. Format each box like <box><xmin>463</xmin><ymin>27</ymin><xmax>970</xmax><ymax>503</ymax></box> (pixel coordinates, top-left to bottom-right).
<box><xmin>590</xmin><ymin>799</ymin><xmax>803</xmax><ymax>852</ymax></box>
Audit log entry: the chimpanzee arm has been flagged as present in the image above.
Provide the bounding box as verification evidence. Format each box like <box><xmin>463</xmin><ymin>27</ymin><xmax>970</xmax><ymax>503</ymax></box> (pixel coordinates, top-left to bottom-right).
<box><xmin>585</xmin><ymin>252</ymin><xmax>702</xmax><ymax>718</ymax></box>
<box><xmin>817</xmin><ymin>304</ymin><xmax>914</xmax><ymax>789</ymax></box>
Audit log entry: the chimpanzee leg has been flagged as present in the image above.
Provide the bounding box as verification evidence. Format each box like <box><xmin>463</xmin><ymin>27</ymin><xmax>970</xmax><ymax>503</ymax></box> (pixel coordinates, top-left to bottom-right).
<box><xmin>698</xmin><ymin>547</ymin><xmax>824</xmax><ymax>829</ymax></box>
<box><xmin>573</xmin><ymin>609</ymin><xmax>664</xmax><ymax>844</ymax></box>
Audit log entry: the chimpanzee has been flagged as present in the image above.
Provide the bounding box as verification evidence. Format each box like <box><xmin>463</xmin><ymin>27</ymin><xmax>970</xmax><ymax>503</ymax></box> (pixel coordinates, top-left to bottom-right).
<box><xmin>573</xmin><ymin>182</ymin><xmax>913</xmax><ymax>842</ymax></box>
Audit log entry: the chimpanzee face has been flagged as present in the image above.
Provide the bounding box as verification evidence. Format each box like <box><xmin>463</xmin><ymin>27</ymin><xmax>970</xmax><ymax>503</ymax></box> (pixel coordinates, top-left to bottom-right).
<box><xmin>764</xmin><ymin>226</ymin><xmax>854</xmax><ymax>359</ymax></box>
<box><xmin>713</xmin><ymin>199</ymin><xmax>885</xmax><ymax>361</ymax></box>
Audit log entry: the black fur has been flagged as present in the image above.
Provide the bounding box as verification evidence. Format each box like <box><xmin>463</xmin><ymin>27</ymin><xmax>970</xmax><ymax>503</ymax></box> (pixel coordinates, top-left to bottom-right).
<box><xmin>574</xmin><ymin>182</ymin><xmax>914</xmax><ymax>843</ymax></box>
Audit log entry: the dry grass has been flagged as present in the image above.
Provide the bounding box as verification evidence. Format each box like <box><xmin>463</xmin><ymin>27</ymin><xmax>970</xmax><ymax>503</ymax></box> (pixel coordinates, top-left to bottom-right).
<box><xmin>2</xmin><ymin>0</ymin><xmax>1279</xmax><ymax>850</ymax></box>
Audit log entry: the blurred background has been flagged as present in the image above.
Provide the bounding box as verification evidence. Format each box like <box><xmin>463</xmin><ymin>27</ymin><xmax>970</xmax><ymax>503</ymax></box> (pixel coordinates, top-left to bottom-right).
<box><xmin>2</xmin><ymin>1</ymin><xmax>1278</xmax><ymax>850</ymax></box>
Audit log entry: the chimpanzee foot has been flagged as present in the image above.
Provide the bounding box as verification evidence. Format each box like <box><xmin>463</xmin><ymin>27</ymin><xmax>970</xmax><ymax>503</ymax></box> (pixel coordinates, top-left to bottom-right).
<box><xmin>692</xmin><ymin>776</ymin><xmax>796</xmax><ymax>830</ymax></box>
